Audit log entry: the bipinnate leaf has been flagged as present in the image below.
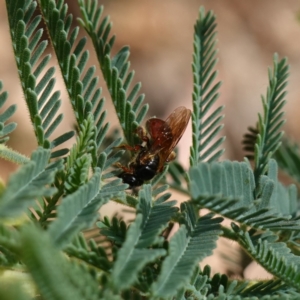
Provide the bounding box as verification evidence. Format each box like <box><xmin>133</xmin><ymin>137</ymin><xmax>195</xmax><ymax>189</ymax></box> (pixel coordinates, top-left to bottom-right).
<box><xmin>233</xmin><ymin>223</ymin><xmax>300</xmax><ymax>293</ymax></box>
<box><xmin>111</xmin><ymin>214</ymin><xmax>166</xmax><ymax>291</ymax></box>
<box><xmin>261</xmin><ymin>159</ymin><xmax>297</xmax><ymax>216</ymax></box>
<box><xmin>0</xmin><ymin>81</ymin><xmax>17</xmax><ymax>144</ymax></box>
<box><xmin>190</xmin><ymin>7</ymin><xmax>224</xmax><ymax>166</ymax></box>
<box><xmin>190</xmin><ymin>161</ymin><xmax>255</xmax><ymax>203</ymax></box>
<box><xmin>136</xmin><ymin>184</ymin><xmax>177</xmax><ymax>247</ymax></box>
<box><xmin>49</xmin><ymin>169</ymin><xmax>107</xmax><ymax>248</ymax></box>
<box><xmin>244</xmin><ymin>54</ymin><xmax>289</xmax><ymax>192</ymax></box>
<box><xmin>77</xmin><ymin>0</ymin><xmax>148</xmax><ymax>146</ymax></box>
<box><xmin>151</xmin><ymin>213</ymin><xmax>222</xmax><ymax>298</ymax></box>
<box><xmin>5</xmin><ymin>0</ymin><xmax>74</xmax><ymax>157</ymax></box>
<box><xmin>274</xmin><ymin>138</ymin><xmax>300</xmax><ymax>183</ymax></box>
<box><xmin>0</xmin><ymin>148</ymin><xmax>62</xmax><ymax>219</ymax></box>
<box><xmin>190</xmin><ymin>160</ymin><xmax>300</xmax><ymax>232</ymax></box>
<box><xmin>64</xmin><ymin>233</ymin><xmax>112</xmax><ymax>272</ymax></box>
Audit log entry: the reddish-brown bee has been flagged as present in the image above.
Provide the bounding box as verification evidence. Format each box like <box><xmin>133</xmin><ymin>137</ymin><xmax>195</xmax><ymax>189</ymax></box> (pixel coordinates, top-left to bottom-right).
<box><xmin>116</xmin><ymin>106</ymin><xmax>191</xmax><ymax>188</ymax></box>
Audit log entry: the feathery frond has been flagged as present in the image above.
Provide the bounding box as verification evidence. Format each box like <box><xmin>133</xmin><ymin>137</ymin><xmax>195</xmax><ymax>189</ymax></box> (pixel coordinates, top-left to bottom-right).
<box><xmin>136</xmin><ymin>185</ymin><xmax>177</xmax><ymax>247</ymax></box>
<box><xmin>242</xmin><ymin>125</ymin><xmax>259</xmax><ymax>160</ymax></box>
<box><xmin>174</xmin><ymin>265</ymin><xmax>228</xmax><ymax>299</ymax></box>
<box><xmin>37</xmin><ymin>119</ymin><xmax>123</xmax><ymax>227</ymax></box>
<box><xmin>99</xmin><ymin>185</ymin><xmax>175</xmax><ymax>248</ymax></box>
<box><xmin>64</xmin><ymin>115</ymin><xmax>96</xmax><ymax>194</ymax></box>
<box><xmin>5</xmin><ymin>0</ymin><xmax>74</xmax><ymax>158</ymax></box>
<box><xmin>0</xmin><ymin>82</ymin><xmax>17</xmax><ymax>144</ymax></box>
<box><xmin>49</xmin><ymin>169</ymin><xmax>121</xmax><ymax>248</ymax></box>
<box><xmin>233</xmin><ymin>279</ymin><xmax>298</xmax><ymax>299</ymax></box>
<box><xmin>190</xmin><ymin>7</ymin><xmax>225</xmax><ymax>166</ymax></box>
<box><xmin>36</xmin><ymin>0</ymin><xmax>125</xmax><ymax>204</ymax></box>
<box><xmin>38</xmin><ymin>0</ymin><xmax>110</xmax><ymax>168</ymax></box>
<box><xmin>151</xmin><ymin>208</ymin><xmax>222</xmax><ymax>299</ymax></box>
<box><xmin>261</xmin><ymin>159</ymin><xmax>297</xmax><ymax>216</ymax></box>
<box><xmin>0</xmin><ymin>148</ymin><xmax>62</xmax><ymax>219</ymax></box>
<box><xmin>176</xmin><ymin>265</ymin><xmax>300</xmax><ymax>299</ymax></box>
<box><xmin>78</xmin><ymin>0</ymin><xmax>148</xmax><ymax>146</ymax></box>
<box><xmin>274</xmin><ymin>137</ymin><xmax>300</xmax><ymax>183</ymax></box>
<box><xmin>98</xmin><ymin>216</ymin><xmax>128</xmax><ymax>247</ymax></box>
<box><xmin>64</xmin><ymin>233</ymin><xmax>112</xmax><ymax>272</ymax></box>
<box><xmin>111</xmin><ymin>184</ymin><xmax>176</xmax><ymax>291</ymax></box>
<box><xmin>189</xmin><ymin>160</ymin><xmax>300</xmax><ymax>233</ymax></box>
<box><xmin>250</xmin><ymin>54</ymin><xmax>288</xmax><ymax>192</ymax></box>
<box><xmin>112</xmin><ymin>215</ymin><xmax>166</xmax><ymax>291</ymax></box>
<box><xmin>0</xmin><ymin>84</ymin><xmax>27</xmax><ymax>164</ymax></box>
<box><xmin>17</xmin><ymin>0</ymin><xmax>127</xmax><ymax>226</ymax></box>
<box><xmin>232</xmin><ymin>223</ymin><xmax>300</xmax><ymax>292</ymax></box>
<box><xmin>38</xmin><ymin>0</ymin><xmax>99</xmax><ymax>124</ymax></box>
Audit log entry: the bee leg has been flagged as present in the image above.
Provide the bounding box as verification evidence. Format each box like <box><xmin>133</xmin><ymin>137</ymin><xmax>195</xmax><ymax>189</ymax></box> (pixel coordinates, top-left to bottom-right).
<box><xmin>166</xmin><ymin>151</ymin><xmax>176</xmax><ymax>162</ymax></box>
<box><xmin>114</xmin><ymin>144</ymin><xmax>142</xmax><ymax>152</ymax></box>
<box><xmin>114</xmin><ymin>162</ymin><xmax>134</xmax><ymax>173</ymax></box>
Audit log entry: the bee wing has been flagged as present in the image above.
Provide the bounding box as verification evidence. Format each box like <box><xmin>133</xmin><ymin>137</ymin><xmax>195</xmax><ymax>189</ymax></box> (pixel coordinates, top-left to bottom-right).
<box><xmin>165</xmin><ymin>106</ymin><xmax>191</xmax><ymax>148</ymax></box>
<box><xmin>147</xmin><ymin>106</ymin><xmax>191</xmax><ymax>171</ymax></box>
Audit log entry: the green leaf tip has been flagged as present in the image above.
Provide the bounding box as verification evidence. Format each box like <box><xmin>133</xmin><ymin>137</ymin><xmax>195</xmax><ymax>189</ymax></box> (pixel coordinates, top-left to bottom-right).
<box><xmin>190</xmin><ymin>6</ymin><xmax>225</xmax><ymax>167</ymax></box>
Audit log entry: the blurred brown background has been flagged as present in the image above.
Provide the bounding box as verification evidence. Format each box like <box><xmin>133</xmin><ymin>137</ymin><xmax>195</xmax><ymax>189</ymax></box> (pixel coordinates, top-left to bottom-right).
<box><xmin>1</xmin><ymin>0</ymin><xmax>300</xmax><ymax>278</ymax></box>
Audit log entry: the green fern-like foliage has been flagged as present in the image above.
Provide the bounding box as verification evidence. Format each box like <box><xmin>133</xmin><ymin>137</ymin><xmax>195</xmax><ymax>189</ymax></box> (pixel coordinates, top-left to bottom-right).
<box><xmin>274</xmin><ymin>137</ymin><xmax>300</xmax><ymax>184</ymax></box>
<box><xmin>244</xmin><ymin>54</ymin><xmax>288</xmax><ymax>193</ymax></box>
<box><xmin>77</xmin><ymin>0</ymin><xmax>148</xmax><ymax>146</ymax></box>
<box><xmin>190</xmin><ymin>7</ymin><xmax>225</xmax><ymax>166</ymax></box>
<box><xmin>175</xmin><ymin>265</ymin><xmax>300</xmax><ymax>299</ymax></box>
<box><xmin>64</xmin><ymin>233</ymin><xmax>112</xmax><ymax>272</ymax></box>
<box><xmin>0</xmin><ymin>81</ymin><xmax>17</xmax><ymax>145</ymax></box>
<box><xmin>232</xmin><ymin>223</ymin><xmax>300</xmax><ymax>291</ymax></box>
<box><xmin>1</xmin><ymin>1</ymin><xmax>300</xmax><ymax>299</ymax></box>
<box><xmin>5</xmin><ymin>0</ymin><xmax>74</xmax><ymax>158</ymax></box>
<box><xmin>152</xmin><ymin>206</ymin><xmax>222</xmax><ymax>299</ymax></box>
<box><xmin>0</xmin><ymin>81</ymin><xmax>28</xmax><ymax>165</ymax></box>
<box><xmin>0</xmin><ymin>148</ymin><xmax>63</xmax><ymax>220</ymax></box>
<box><xmin>190</xmin><ymin>160</ymin><xmax>299</xmax><ymax>232</ymax></box>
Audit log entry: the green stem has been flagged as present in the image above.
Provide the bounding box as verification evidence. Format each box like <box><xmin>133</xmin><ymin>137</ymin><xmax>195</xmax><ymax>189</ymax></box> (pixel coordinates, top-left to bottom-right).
<box><xmin>0</xmin><ymin>144</ymin><xmax>29</xmax><ymax>165</ymax></box>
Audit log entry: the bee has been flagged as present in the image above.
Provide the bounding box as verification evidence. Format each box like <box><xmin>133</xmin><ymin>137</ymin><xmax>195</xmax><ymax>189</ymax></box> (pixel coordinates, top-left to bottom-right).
<box><xmin>115</xmin><ymin>106</ymin><xmax>191</xmax><ymax>188</ymax></box>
